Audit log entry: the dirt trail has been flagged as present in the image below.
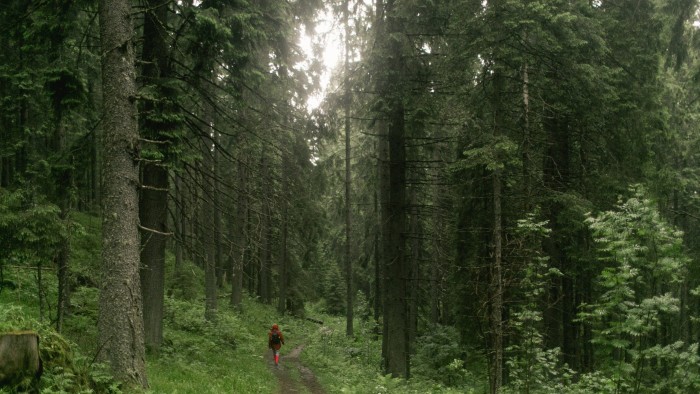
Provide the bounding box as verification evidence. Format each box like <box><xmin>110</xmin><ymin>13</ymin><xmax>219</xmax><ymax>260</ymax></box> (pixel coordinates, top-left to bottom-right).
<box><xmin>266</xmin><ymin>344</ymin><xmax>326</xmax><ymax>394</ymax></box>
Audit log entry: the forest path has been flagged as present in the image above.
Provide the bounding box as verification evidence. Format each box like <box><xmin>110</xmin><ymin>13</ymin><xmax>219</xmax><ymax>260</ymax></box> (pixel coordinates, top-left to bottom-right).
<box><xmin>265</xmin><ymin>343</ymin><xmax>326</xmax><ymax>394</ymax></box>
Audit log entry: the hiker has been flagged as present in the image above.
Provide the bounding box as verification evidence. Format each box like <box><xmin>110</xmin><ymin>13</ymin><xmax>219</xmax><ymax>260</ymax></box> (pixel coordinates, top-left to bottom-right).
<box><xmin>268</xmin><ymin>324</ymin><xmax>285</xmax><ymax>366</ymax></box>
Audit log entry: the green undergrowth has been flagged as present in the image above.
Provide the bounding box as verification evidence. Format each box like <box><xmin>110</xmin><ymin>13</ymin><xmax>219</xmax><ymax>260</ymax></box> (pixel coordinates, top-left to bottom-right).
<box><xmin>299</xmin><ymin>302</ymin><xmax>485</xmax><ymax>393</ymax></box>
<box><xmin>0</xmin><ymin>304</ymin><xmax>120</xmax><ymax>394</ymax></box>
<box><xmin>1</xmin><ymin>210</ymin><xmax>487</xmax><ymax>393</ymax></box>
<box><xmin>146</xmin><ymin>296</ymin><xmax>281</xmax><ymax>393</ymax></box>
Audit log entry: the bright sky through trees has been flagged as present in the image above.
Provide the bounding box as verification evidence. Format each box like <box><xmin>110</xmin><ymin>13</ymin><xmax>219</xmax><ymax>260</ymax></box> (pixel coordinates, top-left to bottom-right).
<box><xmin>299</xmin><ymin>8</ymin><xmax>344</xmax><ymax>111</ymax></box>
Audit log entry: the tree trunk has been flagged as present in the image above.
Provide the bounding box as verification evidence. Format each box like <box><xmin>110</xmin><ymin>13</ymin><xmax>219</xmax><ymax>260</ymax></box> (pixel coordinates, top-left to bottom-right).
<box><xmin>375</xmin><ymin>0</ymin><xmax>409</xmax><ymax>378</ymax></box>
<box><xmin>429</xmin><ymin>144</ymin><xmax>445</xmax><ymax>325</ymax></box>
<box><xmin>542</xmin><ymin>112</ymin><xmax>575</xmax><ymax>368</ymax></box>
<box><xmin>277</xmin><ymin>151</ymin><xmax>289</xmax><ymax>314</ymax></box>
<box><xmin>97</xmin><ymin>0</ymin><xmax>148</xmax><ymax>386</ymax></box>
<box><xmin>203</xmin><ymin>166</ymin><xmax>218</xmax><ymax>322</ymax></box>
<box><xmin>52</xmin><ymin>108</ymin><xmax>72</xmax><ymax>334</ymax></box>
<box><xmin>491</xmin><ymin>169</ymin><xmax>504</xmax><ymax>394</ymax></box>
<box><xmin>259</xmin><ymin>153</ymin><xmax>271</xmax><ymax>303</ymax></box>
<box><xmin>490</xmin><ymin>26</ymin><xmax>505</xmax><ymax>390</ymax></box>
<box><xmin>378</xmin><ymin>120</ymin><xmax>391</xmax><ymax>365</ymax></box>
<box><xmin>373</xmin><ymin>176</ymin><xmax>381</xmax><ymax>327</ymax></box>
<box><xmin>231</xmin><ymin>157</ymin><xmax>248</xmax><ymax>309</ymax></box>
<box><xmin>344</xmin><ymin>0</ymin><xmax>354</xmax><ymax>338</ymax></box>
<box><xmin>139</xmin><ymin>164</ymin><xmax>168</xmax><ymax>352</ymax></box>
<box><xmin>384</xmin><ymin>99</ymin><xmax>409</xmax><ymax>378</ymax></box>
<box><xmin>202</xmin><ymin>95</ymin><xmax>218</xmax><ymax>323</ymax></box>
<box><xmin>215</xmin><ymin>145</ymin><xmax>224</xmax><ymax>289</ymax></box>
<box><xmin>175</xmin><ymin>173</ymin><xmax>184</xmax><ymax>275</ymax></box>
<box><xmin>138</xmin><ymin>0</ymin><xmax>171</xmax><ymax>353</ymax></box>
<box><xmin>408</xmin><ymin>189</ymin><xmax>420</xmax><ymax>345</ymax></box>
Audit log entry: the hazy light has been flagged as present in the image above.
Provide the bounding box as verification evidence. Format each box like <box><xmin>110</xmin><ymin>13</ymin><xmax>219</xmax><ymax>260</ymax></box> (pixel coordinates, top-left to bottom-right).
<box><xmin>298</xmin><ymin>8</ymin><xmax>344</xmax><ymax>111</ymax></box>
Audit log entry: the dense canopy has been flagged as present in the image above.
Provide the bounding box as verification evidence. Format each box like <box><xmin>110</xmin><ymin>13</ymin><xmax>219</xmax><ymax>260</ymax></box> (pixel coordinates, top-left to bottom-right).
<box><xmin>2</xmin><ymin>0</ymin><xmax>700</xmax><ymax>392</ymax></box>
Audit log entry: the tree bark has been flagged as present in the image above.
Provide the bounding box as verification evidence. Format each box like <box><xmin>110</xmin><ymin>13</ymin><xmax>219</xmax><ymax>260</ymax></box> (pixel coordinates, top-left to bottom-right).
<box><xmin>139</xmin><ymin>164</ymin><xmax>167</xmax><ymax>352</ymax></box>
<box><xmin>384</xmin><ymin>98</ymin><xmax>409</xmax><ymax>378</ymax></box>
<box><xmin>259</xmin><ymin>152</ymin><xmax>271</xmax><ymax>303</ymax></box>
<box><xmin>174</xmin><ymin>173</ymin><xmax>184</xmax><ymax>275</ymax></box>
<box><xmin>373</xmin><ymin>169</ymin><xmax>381</xmax><ymax>327</ymax></box>
<box><xmin>52</xmin><ymin>105</ymin><xmax>72</xmax><ymax>334</ymax></box>
<box><xmin>491</xmin><ymin>169</ymin><xmax>504</xmax><ymax>394</ymax></box>
<box><xmin>231</xmin><ymin>156</ymin><xmax>248</xmax><ymax>309</ymax></box>
<box><xmin>97</xmin><ymin>0</ymin><xmax>148</xmax><ymax>386</ymax></box>
<box><xmin>138</xmin><ymin>0</ymin><xmax>171</xmax><ymax>353</ymax></box>
<box><xmin>375</xmin><ymin>0</ymin><xmax>409</xmax><ymax>378</ymax></box>
<box><xmin>344</xmin><ymin>0</ymin><xmax>354</xmax><ymax>338</ymax></box>
<box><xmin>201</xmin><ymin>92</ymin><xmax>218</xmax><ymax>323</ymax></box>
<box><xmin>278</xmin><ymin>151</ymin><xmax>289</xmax><ymax>314</ymax></box>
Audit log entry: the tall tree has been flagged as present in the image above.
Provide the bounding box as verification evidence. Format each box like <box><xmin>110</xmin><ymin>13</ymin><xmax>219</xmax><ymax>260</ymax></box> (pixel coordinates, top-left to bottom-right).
<box><xmin>97</xmin><ymin>0</ymin><xmax>148</xmax><ymax>386</ymax></box>
<box><xmin>343</xmin><ymin>0</ymin><xmax>354</xmax><ymax>338</ymax></box>
<box><xmin>139</xmin><ymin>0</ymin><xmax>174</xmax><ymax>353</ymax></box>
<box><xmin>379</xmin><ymin>0</ymin><xmax>410</xmax><ymax>377</ymax></box>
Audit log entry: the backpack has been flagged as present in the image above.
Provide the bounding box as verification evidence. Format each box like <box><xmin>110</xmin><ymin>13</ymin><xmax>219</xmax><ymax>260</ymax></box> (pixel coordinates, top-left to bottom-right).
<box><xmin>271</xmin><ymin>331</ymin><xmax>281</xmax><ymax>345</ymax></box>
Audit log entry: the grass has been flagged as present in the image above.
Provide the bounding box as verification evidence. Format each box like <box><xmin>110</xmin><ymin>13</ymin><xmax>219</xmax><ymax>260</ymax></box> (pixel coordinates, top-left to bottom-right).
<box><xmin>145</xmin><ymin>296</ymin><xmax>284</xmax><ymax>394</ymax></box>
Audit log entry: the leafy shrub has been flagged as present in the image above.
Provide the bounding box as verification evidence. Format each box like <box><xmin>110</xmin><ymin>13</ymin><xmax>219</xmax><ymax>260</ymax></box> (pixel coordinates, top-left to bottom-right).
<box><xmin>412</xmin><ymin>324</ymin><xmax>468</xmax><ymax>386</ymax></box>
<box><xmin>577</xmin><ymin>185</ymin><xmax>700</xmax><ymax>392</ymax></box>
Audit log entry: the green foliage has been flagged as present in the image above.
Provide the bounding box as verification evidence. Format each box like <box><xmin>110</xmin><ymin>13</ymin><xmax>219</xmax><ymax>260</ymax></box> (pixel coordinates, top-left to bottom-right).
<box><xmin>165</xmin><ymin>256</ymin><xmax>204</xmax><ymax>301</ymax></box>
<box><xmin>578</xmin><ymin>184</ymin><xmax>700</xmax><ymax>392</ymax></box>
<box><xmin>69</xmin><ymin>212</ymin><xmax>100</xmax><ymax>286</ymax></box>
<box><xmin>412</xmin><ymin>325</ymin><xmax>468</xmax><ymax>386</ymax></box>
<box><xmin>504</xmin><ymin>211</ymin><xmax>573</xmax><ymax>394</ymax></box>
<box><xmin>0</xmin><ymin>304</ymin><xmax>122</xmax><ymax>394</ymax></box>
<box><xmin>322</xmin><ymin>262</ymin><xmax>346</xmax><ymax>315</ymax></box>
<box><xmin>0</xmin><ymin>187</ymin><xmax>64</xmax><ymax>266</ymax></box>
<box><xmin>301</xmin><ymin>309</ymin><xmax>482</xmax><ymax>393</ymax></box>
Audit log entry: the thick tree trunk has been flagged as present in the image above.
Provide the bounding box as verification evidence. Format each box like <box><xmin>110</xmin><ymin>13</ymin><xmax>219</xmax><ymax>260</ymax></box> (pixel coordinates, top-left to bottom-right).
<box><xmin>139</xmin><ymin>164</ymin><xmax>168</xmax><ymax>352</ymax></box>
<box><xmin>138</xmin><ymin>0</ymin><xmax>171</xmax><ymax>353</ymax></box>
<box><xmin>97</xmin><ymin>0</ymin><xmax>148</xmax><ymax>386</ymax></box>
<box><xmin>384</xmin><ymin>101</ymin><xmax>409</xmax><ymax>378</ymax></box>
<box><xmin>375</xmin><ymin>0</ymin><xmax>409</xmax><ymax>378</ymax></box>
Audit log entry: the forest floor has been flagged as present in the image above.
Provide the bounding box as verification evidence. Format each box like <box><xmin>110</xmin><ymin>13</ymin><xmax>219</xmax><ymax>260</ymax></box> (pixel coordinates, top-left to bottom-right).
<box><xmin>266</xmin><ymin>343</ymin><xmax>326</xmax><ymax>394</ymax></box>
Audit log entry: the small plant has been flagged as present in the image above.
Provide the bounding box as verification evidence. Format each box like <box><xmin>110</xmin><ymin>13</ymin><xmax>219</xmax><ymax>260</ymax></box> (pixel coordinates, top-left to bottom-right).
<box><xmin>412</xmin><ymin>325</ymin><xmax>468</xmax><ymax>386</ymax></box>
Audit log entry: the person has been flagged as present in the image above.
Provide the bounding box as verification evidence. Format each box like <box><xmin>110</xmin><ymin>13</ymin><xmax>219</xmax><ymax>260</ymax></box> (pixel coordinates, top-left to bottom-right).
<box><xmin>268</xmin><ymin>324</ymin><xmax>285</xmax><ymax>366</ymax></box>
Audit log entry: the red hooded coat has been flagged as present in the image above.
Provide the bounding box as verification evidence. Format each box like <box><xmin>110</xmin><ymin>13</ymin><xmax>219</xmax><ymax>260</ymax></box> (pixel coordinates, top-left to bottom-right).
<box><xmin>268</xmin><ymin>324</ymin><xmax>285</xmax><ymax>351</ymax></box>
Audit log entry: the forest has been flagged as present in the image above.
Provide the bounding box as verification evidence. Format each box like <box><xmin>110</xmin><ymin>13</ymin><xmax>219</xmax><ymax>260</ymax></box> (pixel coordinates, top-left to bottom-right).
<box><xmin>2</xmin><ymin>0</ymin><xmax>700</xmax><ymax>393</ymax></box>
